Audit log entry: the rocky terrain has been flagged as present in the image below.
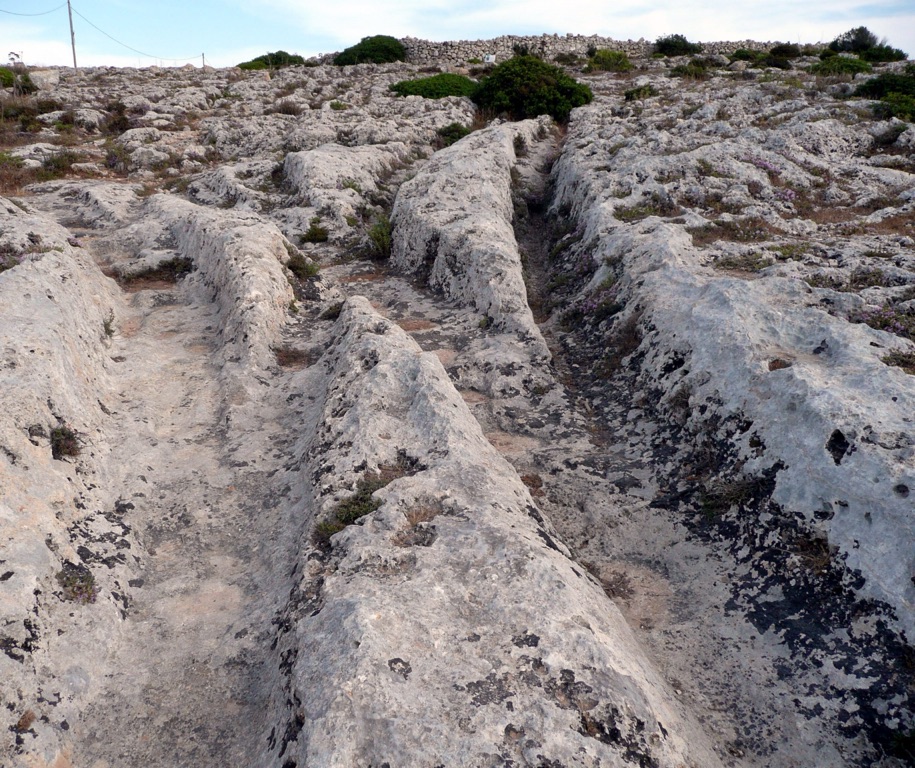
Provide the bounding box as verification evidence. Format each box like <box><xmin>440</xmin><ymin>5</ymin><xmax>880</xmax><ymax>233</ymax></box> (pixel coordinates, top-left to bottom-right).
<box><xmin>1</xmin><ymin>44</ymin><xmax>914</xmax><ymax>768</ymax></box>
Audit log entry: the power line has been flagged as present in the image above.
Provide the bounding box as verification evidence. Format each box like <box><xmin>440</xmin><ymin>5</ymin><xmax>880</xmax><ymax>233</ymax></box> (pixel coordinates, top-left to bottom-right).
<box><xmin>0</xmin><ymin>3</ymin><xmax>67</xmax><ymax>16</ymax></box>
<box><xmin>68</xmin><ymin>3</ymin><xmax>200</xmax><ymax>62</ymax></box>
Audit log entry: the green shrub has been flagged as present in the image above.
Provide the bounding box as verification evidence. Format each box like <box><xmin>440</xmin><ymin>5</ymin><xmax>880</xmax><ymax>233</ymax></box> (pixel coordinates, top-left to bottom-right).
<box><xmin>334</xmin><ymin>35</ymin><xmax>406</xmax><ymax>66</ymax></box>
<box><xmin>829</xmin><ymin>26</ymin><xmax>880</xmax><ymax>53</ymax></box>
<box><xmin>859</xmin><ymin>44</ymin><xmax>908</xmax><ymax>62</ymax></box>
<box><xmin>50</xmin><ymin>425</ymin><xmax>80</xmax><ymax>459</ymax></box>
<box><xmin>655</xmin><ymin>34</ymin><xmax>703</xmax><ymax>57</ymax></box>
<box><xmin>586</xmin><ymin>49</ymin><xmax>633</xmax><ymax>72</ymax></box>
<box><xmin>770</xmin><ymin>43</ymin><xmax>801</xmax><ymax>58</ymax></box>
<box><xmin>237</xmin><ymin>50</ymin><xmax>305</xmax><ymax>70</ymax></box>
<box><xmin>390</xmin><ymin>73</ymin><xmax>476</xmax><ymax>99</ymax></box>
<box><xmin>670</xmin><ymin>59</ymin><xmax>710</xmax><ymax>79</ymax></box>
<box><xmin>855</xmin><ymin>72</ymin><xmax>915</xmax><ymax>99</ymax></box>
<box><xmin>312</xmin><ymin>473</ymin><xmax>393</xmax><ymax>546</ymax></box>
<box><xmin>435</xmin><ymin>122</ymin><xmax>471</xmax><ymax>147</ymax></box>
<box><xmin>731</xmin><ymin>49</ymin><xmax>760</xmax><ymax>62</ymax></box>
<box><xmin>553</xmin><ymin>52</ymin><xmax>583</xmax><ymax>66</ymax></box>
<box><xmin>624</xmin><ymin>84</ymin><xmax>659</xmax><ymax>101</ymax></box>
<box><xmin>472</xmin><ymin>55</ymin><xmax>593</xmax><ymax>123</ymax></box>
<box><xmin>819</xmin><ymin>48</ymin><xmax>838</xmax><ymax>60</ymax></box>
<box><xmin>0</xmin><ymin>66</ymin><xmax>14</xmax><ymax>88</ymax></box>
<box><xmin>38</xmin><ymin>151</ymin><xmax>79</xmax><ymax>180</ymax></box>
<box><xmin>809</xmin><ymin>56</ymin><xmax>872</xmax><ymax>75</ymax></box>
<box><xmin>763</xmin><ymin>55</ymin><xmax>792</xmax><ymax>70</ymax></box>
<box><xmin>287</xmin><ymin>250</ymin><xmax>319</xmax><ymax>279</ymax></box>
<box><xmin>56</xmin><ymin>563</ymin><xmax>97</xmax><ymax>604</ymax></box>
<box><xmin>301</xmin><ymin>216</ymin><xmax>329</xmax><ymax>244</ymax></box>
<box><xmin>367</xmin><ymin>214</ymin><xmax>392</xmax><ymax>259</ymax></box>
<box><xmin>874</xmin><ymin>92</ymin><xmax>915</xmax><ymax>121</ymax></box>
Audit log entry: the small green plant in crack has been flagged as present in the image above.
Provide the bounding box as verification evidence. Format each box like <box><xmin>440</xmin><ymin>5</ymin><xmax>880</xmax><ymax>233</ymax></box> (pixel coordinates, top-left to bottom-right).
<box><xmin>313</xmin><ymin>465</ymin><xmax>413</xmax><ymax>546</ymax></box>
<box><xmin>623</xmin><ymin>84</ymin><xmax>658</xmax><ymax>102</ymax></box>
<box><xmin>434</xmin><ymin>122</ymin><xmax>471</xmax><ymax>148</ymax></box>
<box><xmin>696</xmin><ymin>159</ymin><xmax>730</xmax><ymax>178</ymax></box>
<box><xmin>341</xmin><ymin>179</ymin><xmax>362</xmax><ymax>194</ymax></box>
<box><xmin>771</xmin><ymin>242</ymin><xmax>810</xmax><ymax>261</ymax></box>
<box><xmin>122</xmin><ymin>256</ymin><xmax>195</xmax><ymax>286</ymax></box>
<box><xmin>50</xmin><ymin>425</ymin><xmax>80</xmax><ymax>460</ymax></box>
<box><xmin>56</xmin><ymin>563</ymin><xmax>97</xmax><ymax>604</ymax></box>
<box><xmin>301</xmin><ymin>216</ymin><xmax>330</xmax><ymax>244</ymax></box>
<box><xmin>883</xmin><ymin>349</ymin><xmax>915</xmax><ymax>374</ymax></box>
<box><xmin>287</xmin><ymin>251</ymin><xmax>319</xmax><ymax>280</ymax></box>
<box><xmin>714</xmin><ymin>253</ymin><xmax>771</xmax><ymax>272</ymax></box>
<box><xmin>615</xmin><ymin>192</ymin><xmax>681</xmax><ymax>222</ymax></box>
<box><xmin>102</xmin><ymin>311</ymin><xmax>115</xmax><ymax>338</ymax></box>
<box><xmin>367</xmin><ymin>214</ymin><xmax>392</xmax><ymax>259</ymax></box>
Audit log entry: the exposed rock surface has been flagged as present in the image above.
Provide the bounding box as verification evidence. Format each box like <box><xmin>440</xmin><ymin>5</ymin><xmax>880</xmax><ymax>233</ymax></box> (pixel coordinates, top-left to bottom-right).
<box><xmin>1</xmin><ymin>42</ymin><xmax>914</xmax><ymax>768</ymax></box>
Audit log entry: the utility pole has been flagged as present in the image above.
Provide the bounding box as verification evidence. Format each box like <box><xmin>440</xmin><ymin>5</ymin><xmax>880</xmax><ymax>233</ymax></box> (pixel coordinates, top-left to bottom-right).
<box><xmin>202</xmin><ymin>53</ymin><xmax>205</xmax><ymax>68</ymax></box>
<box><xmin>67</xmin><ymin>0</ymin><xmax>77</xmax><ymax>72</ymax></box>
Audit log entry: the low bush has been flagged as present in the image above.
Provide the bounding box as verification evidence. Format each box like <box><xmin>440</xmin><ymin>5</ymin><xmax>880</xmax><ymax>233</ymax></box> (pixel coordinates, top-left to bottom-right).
<box><xmin>670</xmin><ymin>59</ymin><xmax>710</xmax><ymax>79</ymax></box>
<box><xmin>770</xmin><ymin>43</ymin><xmax>801</xmax><ymax>58</ymax></box>
<box><xmin>50</xmin><ymin>425</ymin><xmax>80</xmax><ymax>459</ymax></box>
<box><xmin>763</xmin><ymin>55</ymin><xmax>792</xmax><ymax>70</ymax></box>
<box><xmin>301</xmin><ymin>217</ymin><xmax>329</xmax><ymax>244</ymax></box>
<box><xmin>874</xmin><ymin>93</ymin><xmax>915</xmax><ymax>121</ymax></box>
<box><xmin>855</xmin><ymin>72</ymin><xmax>915</xmax><ymax>99</ymax></box>
<box><xmin>0</xmin><ymin>152</ymin><xmax>32</xmax><ymax>194</ymax></box>
<box><xmin>287</xmin><ymin>250</ymin><xmax>319</xmax><ymax>278</ymax></box>
<box><xmin>655</xmin><ymin>34</ymin><xmax>703</xmax><ymax>57</ymax></box>
<box><xmin>0</xmin><ymin>67</ymin><xmax>37</xmax><ymax>95</ymax></box>
<box><xmin>38</xmin><ymin>150</ymin><xmax>79</xmax><ymax>180</ymax></box>
<box><xmin>237</xmin><ymin>50</ymin><xmax>305</xmax><ymax>70</ymax></box>
<box><xmin>334</xmin><ymin>35</ymin><xmax>406</xmax><ymax>66</ymax></box>
<box><xmin>586</xmin><ymin>49</ymin><xmax>633</xmax><ymax>73</ymax></box>
<box><xmin>731</xmin><ymin>49</ymin><xmax>759</xmax><ymax>62</ymax></box>
<box><xmin>367</xmin><ymin>214</ymin><xmax>392</xmax><ymax>259</ymax></box>
<box><xmin>103</xmin><ymin>101</ymin><xmax>130</xmax><ymax>134</ymax></box>
<box><xmin>56</xmin><ymin>563</ymin><xmax>97</xmax><ymax>604</ymax></box>
<box><xmin>434</xmin><ymin>122</ymin><xmax>471</xmax><ymax>147</ymax></box>
<box><xmin>809</xmin><ymin>56</ymin><xmax>872</xmax><ymax>75</ymax></box>
<box><xmin>270</xmin><ymin>99</ymin><xmax>303</xmax><ymax>116</ymax></box>
<box><xmin>390</xmin><ymin>73</ymin><xmax>476</xmax><ymax>99</ymax></box>
<box><xmin>312</xmin><ymin>473</ymin><xmax>391</xmax><ymax>546</ymax></box>
<box><xmin>624</xmin><ymin>84</ymin><xmax>658</xmax><ymax>101</ymax></box>
<box><xmin>472</xmin><ymin>55</ymin><xmax>593</xmax><ymax>123</ymax></box>
<box><xmin>859</xmin><ymin>44</ymin><xmax>908</xmax><ymax>62</ymax></box>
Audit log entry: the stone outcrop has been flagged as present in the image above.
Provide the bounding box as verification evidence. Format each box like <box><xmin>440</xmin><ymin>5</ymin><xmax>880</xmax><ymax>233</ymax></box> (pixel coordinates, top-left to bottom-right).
<box><xmin>2</xmin><ymin>40</ymin><xmax>914</xmax><ymax>768</ymax></box>
<box><xmin>267</xmin><ymin>296</ymin><xmax>721</xmax><ymax>767</ymax></box>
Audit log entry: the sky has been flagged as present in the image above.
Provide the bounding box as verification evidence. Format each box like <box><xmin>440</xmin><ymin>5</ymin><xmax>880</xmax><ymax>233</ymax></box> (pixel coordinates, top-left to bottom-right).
<box><xmin>1</xmin><ymin>0</ymin><xmax>913</xmax><ymax>69</ymax></box>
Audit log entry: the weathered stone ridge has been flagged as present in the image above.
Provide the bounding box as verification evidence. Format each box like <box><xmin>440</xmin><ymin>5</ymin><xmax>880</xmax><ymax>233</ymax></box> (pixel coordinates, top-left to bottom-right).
<box><xmin>400</xmin><ymin>34</ymin><xmax>778</xmax><ymax>65</ymax></box>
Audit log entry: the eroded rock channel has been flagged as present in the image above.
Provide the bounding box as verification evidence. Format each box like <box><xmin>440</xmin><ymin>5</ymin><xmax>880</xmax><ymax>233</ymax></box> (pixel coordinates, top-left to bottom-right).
<box><xmin>1</xmin><ymin>53</ymin><xmax>913</xmax><ymax>767</ymax></box>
